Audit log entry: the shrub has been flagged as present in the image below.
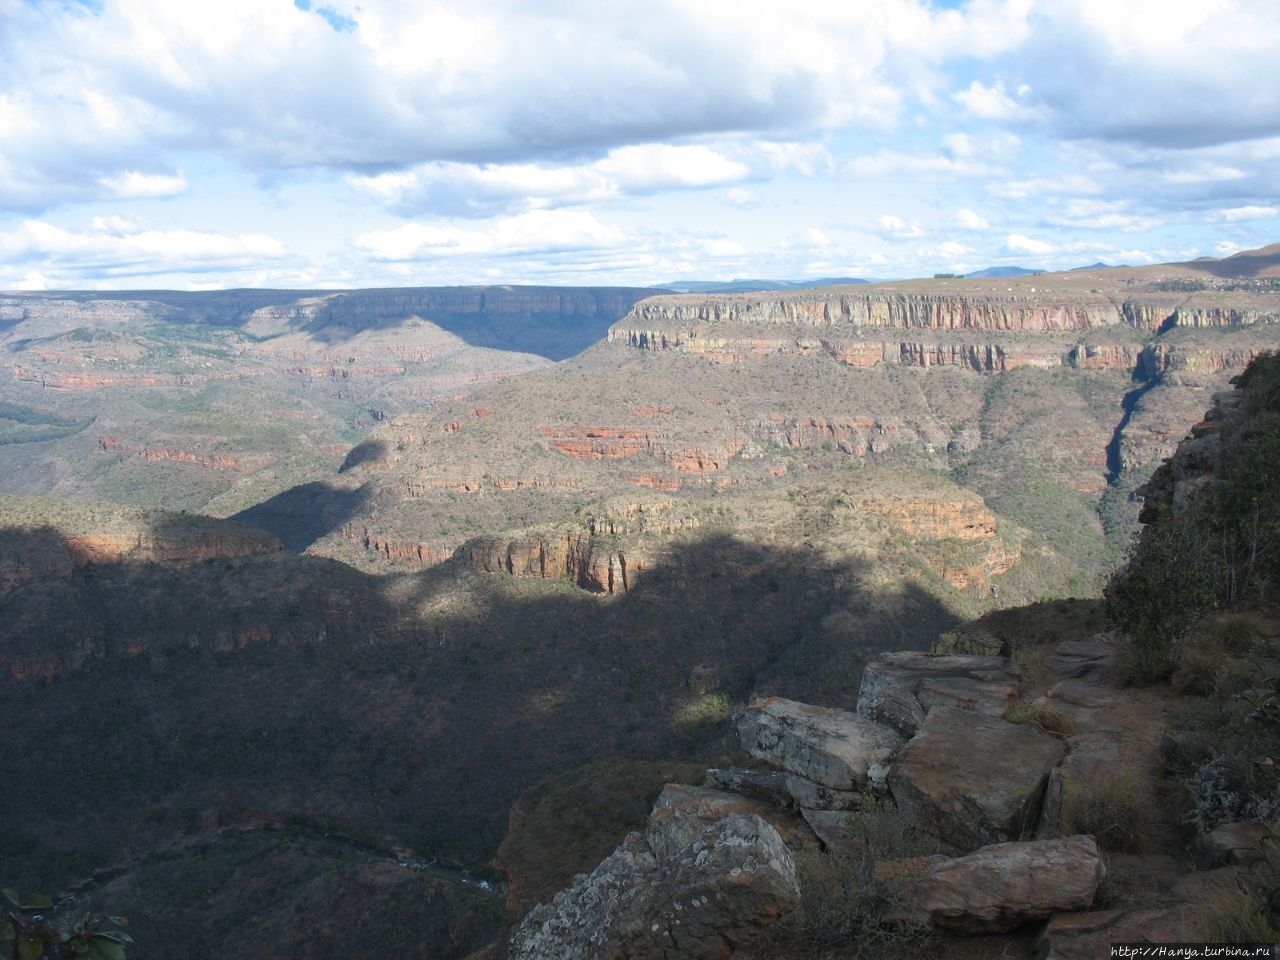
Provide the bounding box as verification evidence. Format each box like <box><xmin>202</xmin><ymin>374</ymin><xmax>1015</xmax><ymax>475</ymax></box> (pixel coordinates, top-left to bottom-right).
<box><xmin>757</xmin><ymin>796</ymin><xmax>942</xmax><ymax>959</ymax></box>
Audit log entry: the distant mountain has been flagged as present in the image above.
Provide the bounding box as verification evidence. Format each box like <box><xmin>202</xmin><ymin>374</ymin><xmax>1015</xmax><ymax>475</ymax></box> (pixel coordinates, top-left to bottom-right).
<box><xmin>963</xmin><ymin>266</ymin><xmax>1046</xmax><ymax>279</ymax></box>
<box><xmin>658</xmin><ymin>277</ymin><xmax>869</xmax><ymax>293</ymax></box>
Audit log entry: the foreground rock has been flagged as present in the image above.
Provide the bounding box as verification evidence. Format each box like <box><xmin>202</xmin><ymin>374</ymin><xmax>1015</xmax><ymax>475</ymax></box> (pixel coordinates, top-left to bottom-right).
<box><xmin>735</xmin><ymin>696</ymin><xmax>904</xmax><ymax>806</ymax></box>
<box><xmin>876</xmin><ymin>836</ymin><xmax>1104</xmax><ymax>933</ymax></box>
<box><xmin>648</xmin><ymin>783</ymin><xmax>813</xmax><ymax>855</ymax></box>
<box><xmin>888</xmin><ymin>707</ymin><xmax>1066</xmax><ymax>850</ymax></box>
<box><xmin>508</xmin><ymin>814</ymin><xmax>799</xmax><ymax>960</ymax></box>
<box><xmin>856</xmin><ymin>652</ymin><xmax>1017</xmax><ymax>737</ymax></box>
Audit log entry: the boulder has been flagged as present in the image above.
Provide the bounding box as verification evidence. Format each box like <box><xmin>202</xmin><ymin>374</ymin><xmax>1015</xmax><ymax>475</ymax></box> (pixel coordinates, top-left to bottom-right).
<box><xmin>704</xmin><ymin>767</ymin><xmax>796</xmax><ymax>808</ymax></box>
<box><xmin>782</xmin><ymin>773</ymin><xmax>861</xmax><ymax>811</ymax></box>
<box><xmin>857</xmin><ymin>652</ymin><xmax>1017</xmax><ymax>737</ymax></box>
<box><xmin>735</xmin><ymin>696</ymin><xmax>903</xmax><ymax>795</ymax></box>
<box><xmin>876</xmin><ymin>835</ymin><xmax>1104</xmax><ymax>933</ymax></box>
<box><xmin>647</xmin><ymin>783</ymin><xmax>813</xmax><ymax>856</ymax></box>
<box><xmin>1047</xmin><ymin>637</ymin><xmax>1115</xmax><ymax>680</ymax></box>
<box><xmin>508</xmin><ymin>814</ymin><xmax>800</xmax><ymax>960</ymax></box>
<box><xmin>799</xmin><ymin>809</ymin><xmax>860</xmax><ymax>857</ymax></box>
<box><xmin>888</xmin><ymin>707</ymin><xmax>1067</xmax><ymax>850</ymax></box>
<box><xmin>1193</xmin><ymin>819</ymin><xmax>1270</xmax><ymax>869</ymax></box>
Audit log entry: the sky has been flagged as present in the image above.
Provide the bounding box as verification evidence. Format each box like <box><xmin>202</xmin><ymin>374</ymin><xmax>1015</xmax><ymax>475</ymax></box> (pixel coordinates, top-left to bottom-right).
<box><xmin>0</xmin><ymin>0</ymin><xmax>1278</xmax><ymax>291</ymax></box>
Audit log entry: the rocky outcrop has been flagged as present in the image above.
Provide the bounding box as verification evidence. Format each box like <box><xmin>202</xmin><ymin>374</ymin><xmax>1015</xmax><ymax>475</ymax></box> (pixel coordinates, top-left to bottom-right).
<box><xmin>507</xmin><ymin>814</ymin><xmax>799</xmax><ymax>960</ymax></box>
<box><xmin>98</xmin><ymin>436</ymin><xmax>272</xmax><ymax>473</ymax></box>
<box><xmin>0</xmin><ymin>502</ymin><xmax>280</xmax><ymax>589</ymax></box>
<box><xmin>856</xmin><ymin>652</ymin><xmax>1018</xmax><ymax>738</ymax></box>
<box><xmin>613</xmin><ymin>292</ymin><xmax>1126</xmax><ymax>334</ymax></box>
<box><xmin>457</xmin><ymin>530</ymin><xmax>646</xmax><ymax>595</ymax></box>
<box><xmin>887</xmin><ymin>707</ymin><xmax>1066</xmax><ymax>850</ymax></box>
<box><xmin>735</xmin><ymin>697</ymin><xmax>904</xmax><ymax>806</ymax></box>
<box><xmin>876</xmin><ymin>835</ymin><xmax>1104</xmax><ymax>933</ymax></box>
<box><xmin>538</xmin><ymin>426</ymin><xmax>744</xmax><ymax>473</ymax></box>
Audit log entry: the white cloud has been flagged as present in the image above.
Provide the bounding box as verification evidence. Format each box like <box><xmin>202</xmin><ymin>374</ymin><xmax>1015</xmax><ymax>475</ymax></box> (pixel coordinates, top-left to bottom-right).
<box><xmin>723</xmin><ymin>187</ymin><xmax>763</xmax><ymax>209</ymax></box>
<box><xmin>0</xmin><ymin>218</ymin><xmax>288</xmax><ymax>277</ymax></box>
<box><xmin>1004</xmin><ymin>233</ymin><xmax>1054</xmax><ymax>255</ymax></box>
<box><xmin>877</xmin><ymin>215</ymin><xmax>925</xmax><ymax>238</ymax></box>
<box><xmin>953</xmin><ymin>80</ymin><xmax>1039</xmax><ymax>122</ymax></box>
<box><xmin>1212</xmin><ymin>205</ymin><xmax>1279</xmax><ymax>223</ymax></box>
<box><xmin>1003</xmin><ymin>0</ymin><xmax>1280</xmax><ymax>148</ymax></box>
<box><xmin>0</xmin><ymin>0</ymin><xmax>989</xmax><ymax>211</ymax></box>
<box><xmin>956</xmin><ymin>208</ymin><xmax>990</xmax><ymax>230</ymax></box>
<box><xmin>988</xmin><ymin>173</ymin><xmax>1098</xmax><ymax>200</ymax></box>
<box><xmin>1045</xmin><ymin>199</ymin><xmax>1163</xmax><ymax>233</ymax></box>
<box><xmin>99</xmin><ymin>170</ymin><xmax>188</xmax><ymax>199</ymax></box>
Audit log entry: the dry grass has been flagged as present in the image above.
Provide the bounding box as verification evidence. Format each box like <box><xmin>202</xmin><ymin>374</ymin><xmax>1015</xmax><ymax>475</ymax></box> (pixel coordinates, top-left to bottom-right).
<box><xmin>1058</xmin><ymin>769</ymin><xmax>1154</xmax><ymax>854</ymax></box>
<box><xmin>1004</xmin><ymin>699</ymin><xmax>1080</xmax><ymax>736</ymax></box>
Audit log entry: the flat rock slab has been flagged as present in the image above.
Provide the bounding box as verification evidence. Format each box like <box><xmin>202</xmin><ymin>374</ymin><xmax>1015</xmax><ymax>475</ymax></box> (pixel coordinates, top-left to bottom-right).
<box><xmin>1048</xmin><ymin>638</ymin><xmax>1115</xmax><ymax>680</ymax></box>
<box><xmin>857</xmin><ymin>652</ymin><xmax>1017</xmax><ymax>737</ymax></box>
<box><xmin>509</xmin><ymin>814</ymin><xmax>799</xmax><ymax>960</ymax></box>
<box><xmin>648</xmin><ymin>783</ymin><xmax>813</xmax><ymax>857</ymax></box>
<box><xmin>877</xmin><ymin>835</ymin><xmax>1103</xmax><ymax>933</ymax></box>
<box><xmin>1036</xmin><ymin>907</ymin><xmax>1207</xmax><ymax>960</ymax></box>
<box><xmin>888</xmin><ymin>707</ymin><xmax>1067</xmax><ymax>850</ymax></box>
<box><xmin>1045</xmin><ymin>678</ymin><xmax>1115</xmax><ymax>709</ymax></box>
<box><xmin>735</xmin><ymin>696</ymin><xmax>904</xmax><ymax>793</ymax></box>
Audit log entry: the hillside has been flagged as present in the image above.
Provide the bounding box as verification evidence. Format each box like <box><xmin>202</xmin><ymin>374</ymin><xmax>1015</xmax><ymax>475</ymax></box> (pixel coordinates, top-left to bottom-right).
<box><xmin>0</xmin><ymin>286</ymin><xmax>657</xmax><ymax>515</ymax></box>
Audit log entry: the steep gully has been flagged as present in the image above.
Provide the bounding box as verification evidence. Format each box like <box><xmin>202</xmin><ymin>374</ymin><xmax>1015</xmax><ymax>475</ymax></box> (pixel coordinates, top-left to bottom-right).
<box><xmin>1105</xmin><ymin>373</ymin><xmax>1159</xmax><ymax>486</ymax></box>
<box><xmin>1104</xmin><ymin>307</ymin><xmax>1192</xmax><ymax>486</ymax></box>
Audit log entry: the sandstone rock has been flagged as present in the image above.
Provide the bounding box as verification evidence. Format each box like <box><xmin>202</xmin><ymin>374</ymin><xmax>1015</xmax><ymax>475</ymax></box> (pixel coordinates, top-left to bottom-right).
<box><xmin>736</xmin><ymin>697</ymin><xmax>903</xmax><ymax>796</ymax></box>
<box><xmin>647</xmin><ymin>783</ymin><xmax>812</xmax><ymax>856</ymax></box>
<box><xmin>781</xmin><ymin>773</ymin><xmax>861</xmax><ymax>811</ymax></box>
<box><xmin>857</xmin><ymin>652</ymin><xmax>1016</xmax><ymax>738</ymax></box>
<box><xmin>798</xmin><ymin>809</ymin><xmax>864</xmax><ymax>858</ymax></box>
<box><xmin>1036</xmin><ymin>907</ymin><xmax>1206</xmax><ymax>960</ymax></box>
<box><xmin>1047</xmin><ymin>638</ymin><xmax>1115</xmax><ymax>679</ymax></box>
<box><xmin>877</xmin><ymin>836</ymin><xmax>1103</xmax><ymax>933</ymax></box>
<box><xmin>888</xmin><ymin>707</ymin><xmax>1067</xmax><ymax>850</ymax></box>
<box><xmin>704</xmin><ymin>767</ymin><xmax>795</xmax><ymax>808</ymax></box>
<box><xmin>1192</xmin><ymin>819</ymin><xmax>1270</xmax><ymax>869</ymax></box>
<box><xmin>1044</xmin><ymin>678</ymin><xmax>1115</xmax><ymax>709</ymax></box>
<box><xmin>508</xmin><ymin>814</ymin><xmax>799</xmax><ymax>960</ymax></box>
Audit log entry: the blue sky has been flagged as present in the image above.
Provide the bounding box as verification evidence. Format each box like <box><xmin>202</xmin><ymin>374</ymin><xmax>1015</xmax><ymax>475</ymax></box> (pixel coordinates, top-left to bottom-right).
<box><xmin>0</xmin><ymin>0</ymin><xmax>1277</xmax><ymax>290</ymax></box>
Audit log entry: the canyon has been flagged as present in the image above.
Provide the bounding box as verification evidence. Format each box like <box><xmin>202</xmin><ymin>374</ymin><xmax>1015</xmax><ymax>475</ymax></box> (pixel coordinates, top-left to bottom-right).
<box><xmin>2</xmin><ymin>247</ymin><xmax>1279</xmax><ymax>960</ymax></box>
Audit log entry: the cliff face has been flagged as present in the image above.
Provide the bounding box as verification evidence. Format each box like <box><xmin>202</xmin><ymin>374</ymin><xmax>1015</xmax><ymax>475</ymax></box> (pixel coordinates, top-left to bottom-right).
<box><xmin>0</xmin><ymin>499</ymin><xmax>280</xmax><ymax>591</ymax></box>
